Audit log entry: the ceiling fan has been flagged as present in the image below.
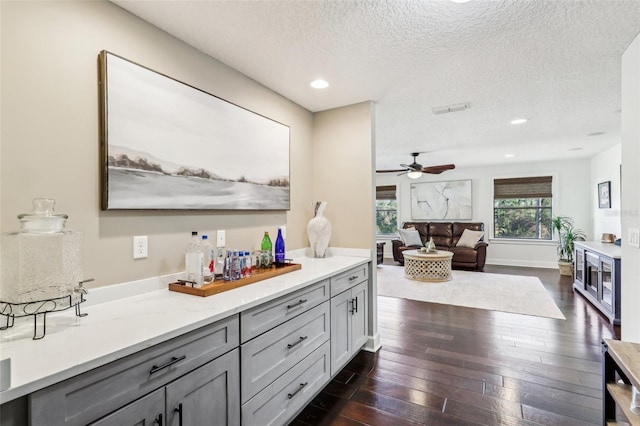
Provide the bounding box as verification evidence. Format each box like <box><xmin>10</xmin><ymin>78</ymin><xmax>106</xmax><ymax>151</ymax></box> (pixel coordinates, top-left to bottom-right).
<box><xmin>376</xmin><ymin>152</ymin><xmax>455</xmax><ymax>179</ymax></box>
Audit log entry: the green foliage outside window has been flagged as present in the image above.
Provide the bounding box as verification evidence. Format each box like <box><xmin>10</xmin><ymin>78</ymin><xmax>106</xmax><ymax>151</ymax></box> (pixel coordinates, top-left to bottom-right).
<box><xmin>376</xmin><ymin>200</ymin><xmax>397</xmax><ymax>234</ymax></box>
<box><xmin>494</xmin><ymin>198</ymin><xmax>552</xmax><ymax>239</ymax></box>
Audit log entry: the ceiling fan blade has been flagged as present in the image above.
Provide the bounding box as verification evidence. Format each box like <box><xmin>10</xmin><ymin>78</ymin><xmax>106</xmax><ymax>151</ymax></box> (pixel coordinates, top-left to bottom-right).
<box><xmin>376</xmin><ymin>168</ymin><xmax>408</xmax><ymax>173</ymax></box>
<box><xmin>422</xmin><ymin>164</ymin><xmax>456</xmax><ymax>174</ymax></box>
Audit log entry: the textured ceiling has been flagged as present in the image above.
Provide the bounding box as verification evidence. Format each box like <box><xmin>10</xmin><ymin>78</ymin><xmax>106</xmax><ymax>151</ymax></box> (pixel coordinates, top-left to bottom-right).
<box><xmin>113</xmin><ymin>0</ymin><xmax>640</xmax><ymax>171</ymax></box>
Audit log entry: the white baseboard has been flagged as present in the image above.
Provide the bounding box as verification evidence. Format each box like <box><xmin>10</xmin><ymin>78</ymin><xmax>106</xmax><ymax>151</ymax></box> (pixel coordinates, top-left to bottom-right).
<box><xmin>364</xmin><ymin>333</ymin><xmax>381</xmax><ymax>353</ymax></box>
<box><xmin>486</xmin><ymin>259</ymin><xmax>558</xmax><ymax>269</ymax></box>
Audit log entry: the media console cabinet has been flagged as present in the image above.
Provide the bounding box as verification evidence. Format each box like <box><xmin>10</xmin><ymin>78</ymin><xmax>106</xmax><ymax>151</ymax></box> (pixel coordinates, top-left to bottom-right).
<box><xmin>573</xmin><ymin>241</ymin><xmax>621</xmax><ymax>325</ymax></box>
<box><xmin>0</xmin><ymin>253</ymin><xmax>372</xmax><ymax>426</ymax></box>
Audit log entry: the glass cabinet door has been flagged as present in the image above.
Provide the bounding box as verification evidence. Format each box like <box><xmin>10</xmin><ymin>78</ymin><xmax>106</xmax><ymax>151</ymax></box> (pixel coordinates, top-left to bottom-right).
<box><xmin>600</xmin><ymin>258</ymin><xmax>613</xmax><ymax>311</ymax></box>
<box><xmin>574</xmin><ymin>248</ymin><xmax>585</xmax><ymax>286</ymax></box>
<box><xmin>586</xmin><ymin>253</ymin><xmax>599</xmax><ymax>298</ymax></box>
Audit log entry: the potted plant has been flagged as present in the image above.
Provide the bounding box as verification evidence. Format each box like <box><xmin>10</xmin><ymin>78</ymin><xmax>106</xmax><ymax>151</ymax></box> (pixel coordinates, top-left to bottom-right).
<box><xmin>552</xmin><ymin>216</ymin><xmax>586</xmax><ymax>276</ymax></box>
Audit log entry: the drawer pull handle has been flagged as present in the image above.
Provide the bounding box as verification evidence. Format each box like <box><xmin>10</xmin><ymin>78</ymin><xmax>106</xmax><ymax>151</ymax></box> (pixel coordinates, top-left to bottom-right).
<box><xmin>287</xmin><ymin>382</ymin><xmax>308</xmax><ymax>399</ymax></box>
<box><xmin>150</xmin><ymin>355</ymin><xmax>186</xmax><ymax>374</ymax></box>
<box><xmin>348</xmin><ymin>275</ymin><xmax>359</xmax><ymax>281</ymax></box>
<box><xmin>286</xmin><ymin>299</ymin><xmax>308</xmax><ymax>309</ymax></box>
<box><xmin>154</xmin><ymin>413</ymin><xmax>163</xmax><ymax>426</ymax></box>
<box><xmin>174</xmin><ymin>403</ymin><xmax>183</xmax><ymax>426</ymax></box>
<box><xmin>287</xmin><ymin>336</ymin><xmax>307</xmax><ymax>349</ymax></box>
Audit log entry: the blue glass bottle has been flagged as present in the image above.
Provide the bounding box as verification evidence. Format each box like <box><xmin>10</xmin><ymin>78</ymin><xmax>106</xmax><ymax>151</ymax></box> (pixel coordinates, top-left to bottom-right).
<box><xmin>275</xmin><ymin>228</ymin><xmax>285</xmax><ymax>268</ymax></box>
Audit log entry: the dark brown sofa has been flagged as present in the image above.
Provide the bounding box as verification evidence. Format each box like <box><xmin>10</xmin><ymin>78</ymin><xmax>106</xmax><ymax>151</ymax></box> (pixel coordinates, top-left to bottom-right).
<box><xmin>392</xmin><ymin>222</ymin><xmax>488</xmax><ymax>271</ymax></box>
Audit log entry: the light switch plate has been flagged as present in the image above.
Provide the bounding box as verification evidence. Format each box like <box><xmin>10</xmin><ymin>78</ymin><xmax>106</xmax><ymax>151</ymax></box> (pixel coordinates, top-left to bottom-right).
<box><xmin>629</xmin><ymin>228</ymin><xmax>640</xmax><ymax>248</ymax></box>
<box><xmin>217</xmin><ymin>230</ymin><xmax>226</xmax><ymax>247</ymax></box>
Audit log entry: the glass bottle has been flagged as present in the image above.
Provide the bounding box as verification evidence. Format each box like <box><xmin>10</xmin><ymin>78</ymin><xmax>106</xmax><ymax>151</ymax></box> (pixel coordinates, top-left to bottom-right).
<box><xmin>223</xmin><ymin>250</ymin><xmax>231</xmax><ymax>281</ymax></box>
<box><xmin>245</xmin><ymin>251</ymin><xmax>253</xmax><ymax>276</ymax></box>
<box><xmin>185</xmin><ymin>231</ymin><xmax>203</xmax><ymax>287</ymax></box>
<box><xmin>261</xmin><ymin>231</ymin><xmax>273</xmax><ymax>268</ymax></box>
<box><xmin>275</xmin><ymin>228</ymin><xmax>285</xmax><ymax>268</ymax></box>
<box><xmin>230</xmin><ymin>250</ymin><xmax>241</xmax><ymax>281</ymax></box>
<box><xmin>201</xmin><ymin>235</ymin><xmax>214</xmax><ymax>283</ymax></box>
<box><xmin>214</xmin><ymin>247</ymin><xmax>225</xmax><ymax>280</ymax></box>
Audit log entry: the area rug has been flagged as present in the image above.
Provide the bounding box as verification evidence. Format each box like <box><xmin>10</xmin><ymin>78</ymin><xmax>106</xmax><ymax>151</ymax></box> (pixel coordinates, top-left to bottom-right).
<box><xmin>377</xmin><ymin>265</ymin><xmax>565</xmax><ymax>320</ymax></box>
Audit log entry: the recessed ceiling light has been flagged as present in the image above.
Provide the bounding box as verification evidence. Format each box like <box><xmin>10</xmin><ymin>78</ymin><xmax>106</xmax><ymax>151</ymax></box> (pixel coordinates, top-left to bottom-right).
<box><xmin>504</xmin><ymin>154</ymin><xmax>515</xmax><ymax>158</ymax></box>
<box><xmin>450</xmin><ymin>0</ymin><xmax>472</xmax><ymax>3</ymax></box>
<box><xmin>310</xmin><ymin>79</ymin><xmax>329</xmax><ymax>89</ymax></box>
<box><xmin>510</xmin><ymin>118</ymin><xmax>528</xmax><ymax>125</ymax></box>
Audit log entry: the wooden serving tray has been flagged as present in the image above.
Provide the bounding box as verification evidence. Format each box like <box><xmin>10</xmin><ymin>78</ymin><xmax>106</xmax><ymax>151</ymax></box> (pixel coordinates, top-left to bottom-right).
<box><xmin>168</xmin><ymin>262</ymin><xmax>302</xmax><ymax>297</ymax></box>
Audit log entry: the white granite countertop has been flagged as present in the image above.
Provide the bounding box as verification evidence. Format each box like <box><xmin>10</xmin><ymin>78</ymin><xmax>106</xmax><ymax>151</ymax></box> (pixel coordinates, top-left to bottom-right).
<box><xmin>574</xmin><ymin>241</ymin><xmax>622</xmax><ymax>259</ymax></box>
<box><xmin>0</xmin><ymin>249</ymin><xmax>370</xmax><ymax>404</ymax></box>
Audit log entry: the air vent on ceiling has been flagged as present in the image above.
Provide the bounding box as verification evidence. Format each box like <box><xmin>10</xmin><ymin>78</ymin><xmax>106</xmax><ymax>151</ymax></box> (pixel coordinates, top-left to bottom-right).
<box><xmin>432</xmin><ymin>102</ymin><xmax>470</xmax><ymax>115</ymax></box>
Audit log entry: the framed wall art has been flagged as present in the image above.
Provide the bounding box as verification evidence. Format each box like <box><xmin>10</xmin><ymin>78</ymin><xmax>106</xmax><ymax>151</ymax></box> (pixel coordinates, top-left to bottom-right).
<box><xmin>598</xmin><ymin>181</ymin><xmax>611</xmax><ymax>209</ymax></box>
<box><xmin>99</xmin><ymin>51</ymin><xmax>290</xmax><ymax>210</ymax></box>
<box><xmin>410</xmin><ymin>179</ymin><xmax>472</xmax><ymax>220</ymax></box>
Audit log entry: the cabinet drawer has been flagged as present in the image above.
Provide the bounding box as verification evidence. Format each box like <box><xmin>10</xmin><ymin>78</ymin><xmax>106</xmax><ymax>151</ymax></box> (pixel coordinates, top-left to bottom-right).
<box><xmin>242</xmin><ymin>341</ymin><xmax>330</xmax><ymax>426</ymax></box>
<box><xmin>241</xmin><ymin>279</ymin><xmax>329</xmax><ymax>343</ymax></box>
<box><xmin>29</xmin><ymin>315</ymin><xmax>239</xmax><ymax>426</ymax></box>
<box><xmin>330</xmin><ymin>264</ymin><xmax>368</xmax><ymax>296</ymax></box>
<box><xmin>89</xmin><ymin>388</ymin><xmax>164</xmax><ymax>426</ymax></box>
<box><xmin>241</xmin><ymin>301</ymin><xmax>329</xmax><ymax>403</ymax></box>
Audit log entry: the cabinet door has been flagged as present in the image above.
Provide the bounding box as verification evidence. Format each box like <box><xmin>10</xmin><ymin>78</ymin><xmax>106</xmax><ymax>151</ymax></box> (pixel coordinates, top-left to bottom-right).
<box><xmin>90</xmin><ymin>388</ymin><xmax>164</xmax><ymax>426</ymax></box>
<box><xmin>600</xmin><ymin>257</ymin><xmax>614</xmax><ymax>312</ymax></box>
<box><xmin>166</xmin><ymin>349</ymin><xmax>240</xmax><ymax>426</ymax></box>
<box><xmin>574</xmin><ymin>247</ymin><xmax>585</xmax><ymax>286</ymax></box>
<box><xmin>330</xmin><ymin>290</ymin><xmax>352</xmax><ymax>376</ymax></box>
<box><xmin>351</xmin><ymin>281</ymin><xmax>368</xmax><ymax>351</ymax></box>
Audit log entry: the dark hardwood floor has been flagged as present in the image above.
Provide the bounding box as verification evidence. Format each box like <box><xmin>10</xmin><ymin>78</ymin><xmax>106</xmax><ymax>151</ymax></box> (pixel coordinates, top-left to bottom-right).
<box><xmin>292</xmin><ymin>262</ymin><xmax>621</xmax><ymax>425</ymax></box>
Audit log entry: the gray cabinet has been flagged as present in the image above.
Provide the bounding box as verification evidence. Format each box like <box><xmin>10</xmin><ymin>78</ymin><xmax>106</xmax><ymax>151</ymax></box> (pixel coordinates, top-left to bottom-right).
<box><xmin>92</xmin><ymin>349</ymin><xmax>239</xmax><ymax>426</ymax></box>
<box><xmin>573</xmin><ymin>242</ymin><xmax>621</xmax><ymax>325</ymax></box>
<box><xmin>30</xmin><ymin>316</ymin><xmax>240</xmax><ymax>426</ymax></box>
<box><xmin>90</xmin><ymin>388</ymin><xmax>164</xmax><ymax>426</ymax></box>
<box><xmin>240</xmin><ymin>276</ymin><xmax>336</xmax><ymax>426</ymax></box>
<box><xmin>241</xmin><ymin>302</ymin><xmax>330</xmax><ymax>403</ymax></box>
<box><xmin>330</xmin><ymin>269</ymin><xmax>368</xmax><ymax>376</ymax></box>
<box><xmin>166</xmin><ymin>349</ymin><xmax>240</xmax><ymax>426</ymax></box>
<box><xmin>241</xmin><ymin>342</ymin><xmax>330</xmax><ymax>426</ymax></box>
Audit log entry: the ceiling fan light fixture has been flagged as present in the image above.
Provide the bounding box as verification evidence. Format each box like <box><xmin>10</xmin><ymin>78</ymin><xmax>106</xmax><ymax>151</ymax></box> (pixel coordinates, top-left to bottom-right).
<box><xmin>407</xmin><ymin>171</ymin><xmax>422</xmax><ymax>179</ymax></box>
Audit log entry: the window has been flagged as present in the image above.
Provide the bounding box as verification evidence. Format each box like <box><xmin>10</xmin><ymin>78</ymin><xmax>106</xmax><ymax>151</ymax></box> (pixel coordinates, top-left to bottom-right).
<box><xmin>376</xmin><ymin>185</ymin><xmax>397</xmax><ymax>235</ymax></box>
<box><xmin>493</xmin><ymin>176</ymin><xmax>552</xmax><ymax>240</ymax></box>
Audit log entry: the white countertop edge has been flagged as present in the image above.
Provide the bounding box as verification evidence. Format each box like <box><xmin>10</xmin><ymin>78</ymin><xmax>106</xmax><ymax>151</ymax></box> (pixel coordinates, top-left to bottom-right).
<box><xmin>0</xmin><ymin>250</ymin><xmax>371</xmax><ymax>404</ymax></box>
<box><xmin>574</xmin><ymin>241</ymin><xmax>622</xmax><ymax>259</ymax></box>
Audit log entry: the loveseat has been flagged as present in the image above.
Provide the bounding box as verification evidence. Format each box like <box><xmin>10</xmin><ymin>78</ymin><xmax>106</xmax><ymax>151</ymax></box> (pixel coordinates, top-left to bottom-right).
<box><xmin>392</xmin><ymin>222</ymin><xmax>488</xmax><ymax>271</ymax></box>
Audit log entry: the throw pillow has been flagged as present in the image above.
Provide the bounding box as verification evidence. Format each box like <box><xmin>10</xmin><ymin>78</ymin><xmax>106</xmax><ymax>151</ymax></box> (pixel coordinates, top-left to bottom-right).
<box><xmin>396</xmin><ymin>226</ymin><xmax>414</xmax><ymax>244</ymax></box>
<box><xmin>456</xmin><ymin>229</ymin><xmax>484</xmax><ymax>248</ymax></box>
<box><xmin>398</xmin><ymin>227</ymin><xmax>423</xmax><ymax>246</ymax></box>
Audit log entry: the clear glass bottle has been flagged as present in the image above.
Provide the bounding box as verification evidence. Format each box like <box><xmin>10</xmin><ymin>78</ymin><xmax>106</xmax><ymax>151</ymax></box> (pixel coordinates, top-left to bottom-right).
<box><xmin>245</xmin><ymin>251</ymin><xmax>253</xmax><ymax>276</ymax></box>
<box><xmin>201</xmin><ymin>235</ymin><xmax>215</xmax><ymax>283</ymax></box>
<box><xmin>223</xmin><ymin>249</ymin><xmax>231</xmax><ymax>281</ymax></box>
<box><xmin>185</xmin><ymin>231</ymin><xmax>204</xmax><ymax>287</ymax></box>
<box><xmin>239</xmin><ymin>251</ymin><xmax>246</xmax><ymax>278</ymax></box>
<box><xmin>275</xmin><ymin>228</ymin><xmax>285</xmax><ymax>268</ymax></box>
<box><xmin>214</xmin><ymin>247</ymin><xmax>225</xmax><ymax>280</ymax></box>
<box><xmin>230</xmin><ymin>250</ymin><xmax>241</xmax><ymax>281</ymax></box>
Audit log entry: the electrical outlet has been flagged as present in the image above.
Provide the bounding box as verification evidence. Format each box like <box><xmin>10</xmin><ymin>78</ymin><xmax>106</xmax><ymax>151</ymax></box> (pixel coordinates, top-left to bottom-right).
<box><xmin>217</xmin><ymin>230</ymin><xmax>226</xmax><ymax>247</ymax></box>
<box><xmin>629</xmin><ymin>228</ymin><xmax>640</xmax><ymax>248</ymax></box>
<box><xmin>280</xmin><ymin>225</ymin><xmax>286</xmax><ymax>239</ymax></box>
<box><xmin>133</xmin><ymin>236</ymin><xmax>148</xmax><ymax>259</ymax></box>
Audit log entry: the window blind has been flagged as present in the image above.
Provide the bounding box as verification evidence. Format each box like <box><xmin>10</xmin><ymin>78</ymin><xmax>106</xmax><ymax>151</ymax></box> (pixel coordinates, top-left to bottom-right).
<box><xmin>376</xmin><ymin>185</ymin><xmax>396</xmax><ymax>200</ymax></box>
<box><xmin>493</xmin><ymin>176</ymin><xmax>552</xmax><ymax>199</ymax></box>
